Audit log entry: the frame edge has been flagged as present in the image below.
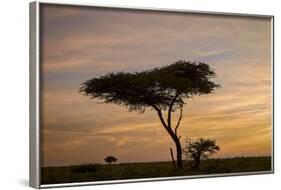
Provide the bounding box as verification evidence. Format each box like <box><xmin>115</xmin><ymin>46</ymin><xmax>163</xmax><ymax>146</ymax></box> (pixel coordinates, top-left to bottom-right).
<box><xmin>30</xmin><ymin>1</ymin><xmax>40</xmax><ymax>189</ymax></box>
<box><xmin>31</xmin><ymin>2</ymin><xmax>274</xmax><ymax>188</ymax></box>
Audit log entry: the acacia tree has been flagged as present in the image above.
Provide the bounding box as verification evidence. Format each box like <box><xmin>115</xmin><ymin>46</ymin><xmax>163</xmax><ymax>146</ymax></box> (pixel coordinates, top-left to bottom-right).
<box><xmin>183</xmin><ymin>138</ymin><xmax>220</xmax><ymax>168</ymax></box>
<box><xmin>80</xmin><ymin>60</ymin><xmax>220</xmax><ymax>168</ymax></box>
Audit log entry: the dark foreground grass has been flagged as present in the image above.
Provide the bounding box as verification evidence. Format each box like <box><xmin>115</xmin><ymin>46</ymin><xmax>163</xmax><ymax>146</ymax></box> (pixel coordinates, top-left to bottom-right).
<box><xmin>41</xmin><ymin>157</ymin><xmax>271</xmax><ymax>184</ymax></box>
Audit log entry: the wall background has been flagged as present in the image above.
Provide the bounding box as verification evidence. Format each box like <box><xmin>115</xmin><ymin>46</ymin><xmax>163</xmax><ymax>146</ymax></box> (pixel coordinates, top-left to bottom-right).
<box><xmin>0</xmin><ymin>0</ymin><xmax>279</xmax><ymax>189</ymax></box>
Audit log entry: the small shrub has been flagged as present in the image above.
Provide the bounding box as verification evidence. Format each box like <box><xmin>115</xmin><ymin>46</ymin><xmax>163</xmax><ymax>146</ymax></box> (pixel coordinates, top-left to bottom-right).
<box><xmin>183</xmin><ymin>137</ymin><xmax>220</xmax><ymax>168</ymax></box>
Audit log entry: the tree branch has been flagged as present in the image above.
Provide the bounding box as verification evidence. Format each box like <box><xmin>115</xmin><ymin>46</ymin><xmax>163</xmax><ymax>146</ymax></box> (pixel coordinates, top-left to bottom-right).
<box><xmin>151</xmin><ymin>104</ymin><xmax>181</xmax><ymax>142</ymax></box>
<box><xmin>167</xmin><ymin>92</ymin><xmax>179</xmax><ymax>128</ymax></box>
<box><xmin>175</xmin><ymin>105</ymin><xmax>183</xmax><ymax>136</ymax></box>
<box><xmin>151</xmin><ymin>105</ymin><xmax>169</xmax><ymax>129</ymax></box>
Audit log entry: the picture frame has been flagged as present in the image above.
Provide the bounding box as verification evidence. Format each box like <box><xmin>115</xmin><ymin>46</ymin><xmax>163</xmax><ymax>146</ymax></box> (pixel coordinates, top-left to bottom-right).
<box><xmin>30</xmin><ymin>1</ymin><xmax>274</xmax><ymax>188</ymax></box>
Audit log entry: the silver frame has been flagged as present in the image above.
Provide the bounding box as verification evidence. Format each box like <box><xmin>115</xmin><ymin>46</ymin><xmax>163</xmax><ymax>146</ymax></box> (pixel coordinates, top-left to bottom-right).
<box><xmin>29</xmin><ymin>1</ymin><xmax>274</xmax><ymax>188</ymax></box>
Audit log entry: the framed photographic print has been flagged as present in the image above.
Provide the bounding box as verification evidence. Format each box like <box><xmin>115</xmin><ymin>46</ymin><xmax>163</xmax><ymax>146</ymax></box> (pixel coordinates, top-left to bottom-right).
<box><xmin>29</xmin><ymin>1</ymin><xmax>274</xmax><ymax>188</ymax></box>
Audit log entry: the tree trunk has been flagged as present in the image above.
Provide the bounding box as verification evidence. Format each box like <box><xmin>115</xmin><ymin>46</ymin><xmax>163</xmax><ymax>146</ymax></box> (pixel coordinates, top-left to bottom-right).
<box><xmin>164</xmin><ymin>127</ymin><xmax>183</xmax><ymax>169</ymax></box>
<box><xmin>174</xmin><ymin>137</ymin><xmax>183</xmax><ymax>168</ymax></box>
<box><xmin>165</xmin><ymin>127</ymin><xmax>183</xmax><ymax>169</ymax></box>
<box><xmin>170</xmin><ymin>148</ymin><xmax>176</xmax><ymax>169</ymax></box>
<box><xmin>193</xmin><ymin>155</ymin><xmax>200</xmax><ymax>168</ymax></box>
<box><xmin>154</xmin><ymin>107</ymin><xmax>183</xmax><ymax>169</ymax></box>
<box><xmin>194</xmin><ymin>158</ymin><xmax>200</xmax><ymax>168</ymax></box>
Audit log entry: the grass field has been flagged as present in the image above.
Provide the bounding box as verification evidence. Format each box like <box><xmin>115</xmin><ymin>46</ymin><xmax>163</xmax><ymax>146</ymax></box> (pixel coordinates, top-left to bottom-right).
<box><xmin>41</xmin><ymin>157</ymin><xmax>272</xmax><ymax>184</ymax></box>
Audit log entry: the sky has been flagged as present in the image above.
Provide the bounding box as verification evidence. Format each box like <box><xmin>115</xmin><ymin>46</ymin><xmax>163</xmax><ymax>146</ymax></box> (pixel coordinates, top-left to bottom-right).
<box><xmin>40</xmin><ymin>4</ymin><xmax>272</xmax><ymax>166</ymax></box>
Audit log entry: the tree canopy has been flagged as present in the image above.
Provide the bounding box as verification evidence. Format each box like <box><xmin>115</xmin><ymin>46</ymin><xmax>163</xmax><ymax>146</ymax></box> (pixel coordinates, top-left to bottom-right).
<box><xmin>80</xmin><ymin>60</ymin><xmax>220</xmax><ymax>113</ymax></box>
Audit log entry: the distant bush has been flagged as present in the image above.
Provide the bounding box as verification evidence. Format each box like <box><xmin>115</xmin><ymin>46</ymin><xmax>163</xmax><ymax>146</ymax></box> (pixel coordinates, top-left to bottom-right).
<box><xmin>104</xmin><ymin>156</ymin><xmax>118</xmax><ymax>164</ymax></box>
<box><xmin>72</xmin><ymin>164</ymin><xmax>101</xmax><ymax>173</ymax></box>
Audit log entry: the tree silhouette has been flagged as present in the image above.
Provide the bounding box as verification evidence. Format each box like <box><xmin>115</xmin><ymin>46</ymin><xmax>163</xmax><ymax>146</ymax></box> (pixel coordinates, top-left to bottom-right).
<box><xmin>80</xmin><ymin>60</ymin><xmax>220</xmax><ymax>168</ymax></box>
<box><xmin>104</xmin><ymin>156</ymin><xmax>118</xmax><ymax>164</ymax></box>
<box><xmin>183</xmin><ymin>138</ymin><xmax>220</xmax><ymax>168</ymax></box>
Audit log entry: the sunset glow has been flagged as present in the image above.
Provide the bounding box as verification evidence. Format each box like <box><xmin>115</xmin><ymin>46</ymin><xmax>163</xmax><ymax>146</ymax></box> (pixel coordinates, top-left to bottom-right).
<box><xmin>40</xmin><ymin>5</ymin><xmax>272</xmax><ymax>166</ymax></box>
